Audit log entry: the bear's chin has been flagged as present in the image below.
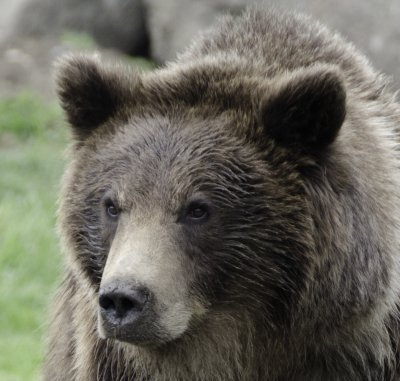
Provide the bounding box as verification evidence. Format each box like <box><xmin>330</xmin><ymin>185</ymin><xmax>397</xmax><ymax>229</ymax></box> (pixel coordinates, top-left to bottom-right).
<box><xmin>108</xmin><ymin>335</ymin><xmax>171</xmax><ymax>349</ymax></box>
<box><xmin>98</xmin><ymin>328</ymin><xmax>176</xmax><ymax>348</ymax></box>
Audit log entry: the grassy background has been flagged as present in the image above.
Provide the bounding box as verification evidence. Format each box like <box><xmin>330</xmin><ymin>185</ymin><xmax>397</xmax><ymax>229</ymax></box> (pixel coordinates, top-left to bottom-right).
<box><xmin>0</xmin><ymin>93</ymin><xmax>66</xmax><ymax>381</ymax></box>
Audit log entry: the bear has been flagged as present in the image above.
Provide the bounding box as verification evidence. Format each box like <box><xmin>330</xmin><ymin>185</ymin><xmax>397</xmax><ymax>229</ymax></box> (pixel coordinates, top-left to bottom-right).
<box><xmin>43</xmin><ymin>8</ymin><xmax>400</xmax><ymax>381</ymax></box>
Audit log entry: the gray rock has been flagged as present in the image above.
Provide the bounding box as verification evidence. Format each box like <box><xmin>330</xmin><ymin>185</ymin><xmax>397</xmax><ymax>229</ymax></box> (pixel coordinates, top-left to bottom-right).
<box><xmin>144</xmin><ymin>0</ymin><xmax>247</xmax><ymax>63</ymax></box>
<box><xmin>0</xmin><ymin>0</ymin><xmax>30</xmax><ymax>43</ymax></box>
<box><xmin>91</xmin><ymin>0</ymin><xmax>149</xmax><ymax>55</ymax></box>
<box><xmin>12</xmin><ymin>0</ymin><xmax>149</xmax><ymax>55</ymax></box>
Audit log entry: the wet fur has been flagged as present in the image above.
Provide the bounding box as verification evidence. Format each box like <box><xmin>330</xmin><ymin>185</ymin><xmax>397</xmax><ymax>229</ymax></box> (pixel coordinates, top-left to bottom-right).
<box><xmin>44</xmin><ymin>8</ymin><xmax>400</xmax><ymax>381</ymax></box>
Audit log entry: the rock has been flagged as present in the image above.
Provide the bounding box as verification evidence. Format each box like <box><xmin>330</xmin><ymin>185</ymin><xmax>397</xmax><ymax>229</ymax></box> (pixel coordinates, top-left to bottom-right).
<box><xmin>12</xmin><ymin>0</ymin><xmax>149</xmax><ymax>56</ymax></box>
<box><xmin>0</xmin><ymin>0</ymin><xmax>30</xmax><ymax>43</ymax></box>
<box><xmin>144</xmin><ymin>0</ymin><xmax>246</xmax><ymax>63</ymax></box>
<box><xmin>0</xmin><ymin>37</ymin><xmax>59</xmax><ymax>99</ymax></box>
<box><xmin>91</xmin><ymin>0</ymin><xmax>149</xmax><ymax>56</ymax></box>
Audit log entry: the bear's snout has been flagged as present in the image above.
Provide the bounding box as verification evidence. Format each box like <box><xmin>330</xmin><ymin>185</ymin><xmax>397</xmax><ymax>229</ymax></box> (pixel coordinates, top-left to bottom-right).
<box><xmin>98</xmin><ymin>280</ymin><xmax>155</xmax><ymax>344</ymax></box>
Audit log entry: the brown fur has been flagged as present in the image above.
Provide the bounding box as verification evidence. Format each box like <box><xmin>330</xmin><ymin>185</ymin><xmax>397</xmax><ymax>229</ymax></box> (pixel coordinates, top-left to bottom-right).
<box><xmin>44</xmin><ymin>8</ymin><xmax>400</xmax><ymax>381</ymax></box>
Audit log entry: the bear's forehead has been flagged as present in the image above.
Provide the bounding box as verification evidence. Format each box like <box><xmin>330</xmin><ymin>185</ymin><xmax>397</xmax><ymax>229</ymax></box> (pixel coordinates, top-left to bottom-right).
<box><xmin>84</xmin><ymin>115</ymin><xmax>261</xmax><ymax>209</ymax></box>
<box><xmin>101</xmin><ymin>115</ymin><xmax>246</xmax><ymax>170</ymax></box>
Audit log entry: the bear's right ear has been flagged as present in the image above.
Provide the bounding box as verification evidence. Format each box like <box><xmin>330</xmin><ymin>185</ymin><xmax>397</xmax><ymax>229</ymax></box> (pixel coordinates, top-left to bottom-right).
<box><xmin>260</xmin><ymin>64</ymin><xmax>346</xmax><ymax>151</ymax></box>
<box><xmin>55</xmin><ymin>54</ymin><xmax>138</xmax><ymax>141</ymax></box>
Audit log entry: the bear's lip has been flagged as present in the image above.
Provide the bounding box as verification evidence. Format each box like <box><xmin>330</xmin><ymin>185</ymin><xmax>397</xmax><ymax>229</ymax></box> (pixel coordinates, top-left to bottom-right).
<box><xmin>98</xmin><ymin>309</ymin><xmax>173</xmax><ymax>346</ymax></box>
<box><xmin>100</xmin><ymin>327</ymin><xmax>173</xmax><ymax>347</ymax></box>
<box><xmin>104</xmin><ymin>329</ymin><xmax>166</xmax><ymax>347</ymax></box>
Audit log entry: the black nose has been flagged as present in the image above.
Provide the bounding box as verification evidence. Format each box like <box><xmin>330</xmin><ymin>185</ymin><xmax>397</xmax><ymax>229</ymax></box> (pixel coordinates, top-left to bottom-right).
<box><xmin>99</xmin><ymin>282</ymin><xmax>149</xmax><ymax>325</ymax></box>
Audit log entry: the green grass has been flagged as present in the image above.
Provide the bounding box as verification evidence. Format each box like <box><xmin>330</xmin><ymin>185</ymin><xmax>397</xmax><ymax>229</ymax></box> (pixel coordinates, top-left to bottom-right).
<box><xmin>61</xmin><ymin>30</ymin><xmax>98</xmax><ymax>50</ymax></box>
<box><xmin>0</xmin><ymin>92</ymin><xmax>61</xmax><ymax>140</ymax></box>
<box><xmin>0</xmin><ymin>93</ymin><xmax>66</xmax><ymax>381</ymax></box>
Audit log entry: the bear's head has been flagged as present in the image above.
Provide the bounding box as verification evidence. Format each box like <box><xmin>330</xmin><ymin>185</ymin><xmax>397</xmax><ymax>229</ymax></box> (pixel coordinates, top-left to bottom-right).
<box><xmin>56</xmin><ymin>54</ymin><xmax>346</xmax><ymax>347</ymax></box>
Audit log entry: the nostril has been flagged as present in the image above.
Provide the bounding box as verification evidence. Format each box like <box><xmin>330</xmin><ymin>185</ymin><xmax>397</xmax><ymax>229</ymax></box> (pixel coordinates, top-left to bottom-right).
<box><xmin>99</xmin><ymin>288</ymin><xmax>149</xmax><ymax>321</ymax></box>
<box><xmin>99</xmin><ymin>295</ymin><xmax>115</xmax><ymax>311</ymax></box>
<box><xmin>118</xmin><ymin>297</ymin><xmax>137</xmax><ymax>316</ymax></box>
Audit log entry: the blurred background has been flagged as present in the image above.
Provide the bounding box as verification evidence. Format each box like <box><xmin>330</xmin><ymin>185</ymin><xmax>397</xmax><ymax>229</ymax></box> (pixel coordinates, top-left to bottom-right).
<box><xmin>0</xmin><ymin>0</ymin><xmax>399</xmax><ymax>380</ymax></box>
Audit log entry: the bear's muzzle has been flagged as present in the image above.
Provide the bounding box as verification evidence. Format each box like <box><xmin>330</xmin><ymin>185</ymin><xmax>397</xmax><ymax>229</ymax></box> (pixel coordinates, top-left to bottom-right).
<box><xmin>98</xmin><ymin>279</ymin><xmax>159</xmax><ymax>345</ymax></box>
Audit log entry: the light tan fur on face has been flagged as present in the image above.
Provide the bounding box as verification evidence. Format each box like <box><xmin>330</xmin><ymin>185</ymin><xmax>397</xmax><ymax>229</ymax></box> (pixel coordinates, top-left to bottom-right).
<box><xmin>99</xmin><ymin>213</ymin><xmax>196</xmax><ymax>341</ymax></box>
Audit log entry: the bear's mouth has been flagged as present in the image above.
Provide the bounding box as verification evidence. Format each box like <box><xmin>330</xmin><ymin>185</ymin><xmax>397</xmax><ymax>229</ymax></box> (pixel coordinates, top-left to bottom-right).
<box><xmin>97</xmin><ymin>306</ymin><xmax>173</xmax><ymax>347</ymax></box>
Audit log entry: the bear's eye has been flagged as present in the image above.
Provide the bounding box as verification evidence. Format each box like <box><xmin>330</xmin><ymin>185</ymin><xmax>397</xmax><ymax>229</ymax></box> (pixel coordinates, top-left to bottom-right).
<box><xmin>185</xmin><ymin>202</ymin><xmax>210</xmax><ymax>223</ymax></box>
<box><xmin>104</xmin><ymin>198</ymin><xmax>119</xmax><ymax>219</ymax></box>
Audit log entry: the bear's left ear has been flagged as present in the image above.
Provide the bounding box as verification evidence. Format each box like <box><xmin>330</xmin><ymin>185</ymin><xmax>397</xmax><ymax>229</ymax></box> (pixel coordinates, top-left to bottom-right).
<box><xmin>260</xmin><ymin>65</ymin><xmax>346</xmax><ymax>151</ymax></box>
<box><xmin>55</xmin><ymin>54</ymin><xmax>139</xmax><ymax>141</ymax></box>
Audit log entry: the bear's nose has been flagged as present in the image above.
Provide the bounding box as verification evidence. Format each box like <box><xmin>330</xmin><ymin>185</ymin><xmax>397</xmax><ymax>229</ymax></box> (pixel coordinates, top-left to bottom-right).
<box><xmin>99</xmin><ymin>282</ymin><xmax>149</xmax><ymax>325</ymax></box>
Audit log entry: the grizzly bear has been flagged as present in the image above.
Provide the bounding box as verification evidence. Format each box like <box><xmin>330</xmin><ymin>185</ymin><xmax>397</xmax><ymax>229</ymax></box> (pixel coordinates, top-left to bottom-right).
<box><xmin>43</xmin><ymin>8</ymin><xmax>400</xmax><ymax>381</ymax></box>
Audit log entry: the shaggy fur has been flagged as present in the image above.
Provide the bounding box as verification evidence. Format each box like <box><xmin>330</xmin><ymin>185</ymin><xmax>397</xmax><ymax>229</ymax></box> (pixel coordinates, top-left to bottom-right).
<box><xmin>44</xmin><ymin>8</ymin><xmax>400</xmax><ymax>381</ymax></box>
